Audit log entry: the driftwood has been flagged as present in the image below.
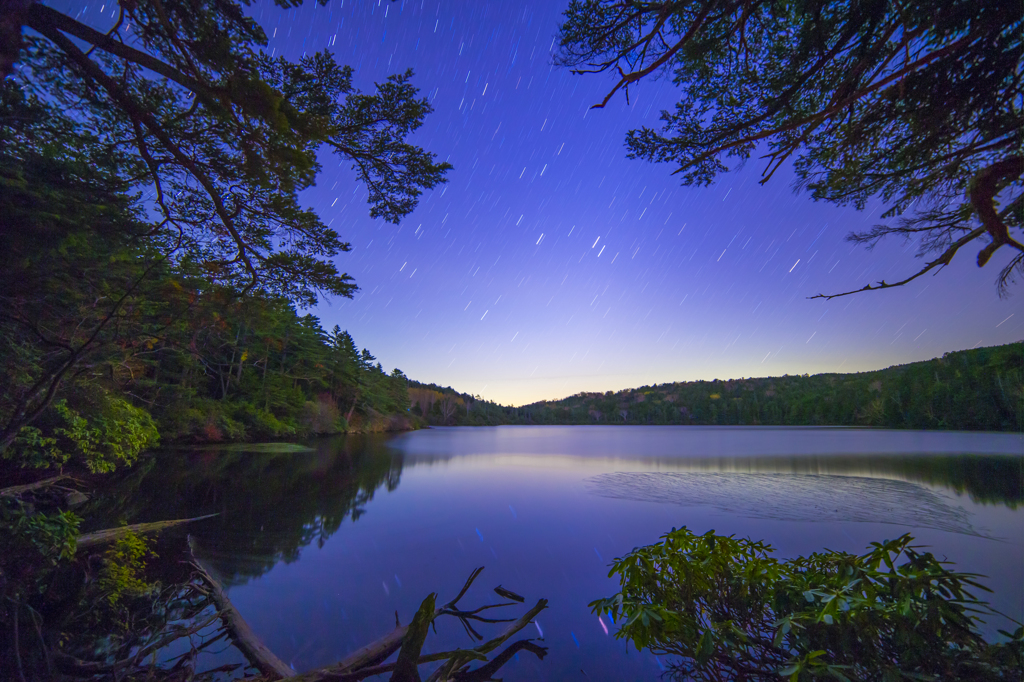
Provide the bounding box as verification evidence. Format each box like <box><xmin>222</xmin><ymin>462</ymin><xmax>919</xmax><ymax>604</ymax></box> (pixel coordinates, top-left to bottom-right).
<box><xmin>175</xmin><ymin>556</ymin><xmax>546</xmax><ymax>682</ymax></box>
<box><xmin>390</xmin><ymin>593</ymin><xmax>437</xmax><ymax>682</ymax></box>
<box><xmin>423</xmin><ymin>598</ymin><xmax>549</xmax><ymax>682</ymax></box>
<box><xmin>286</xmin><ymin>567</ymin><xmax>489</xmax><ymax>681</ymax></box>
<box><xmin>76</xmin><ymin>513</ymin><xmax>218</xmax><ymax>549</ymax></box>
<box><xmin>284</xmin><ymin>567</ymin><xmax>548</xmax><ymax>682</ymax></box>
<box><xmin>0</xmin><ymin>475</ymin><xmax>72</xmax><ymax>497</ymax></box>
<box><xmin>300</xmin><ymin>639</ymin><xmax>547</xmax><ymax>682</ymax></box>
<box><xmin>450</xmin><ymin>640</ymin><xmax>548</xmax><ymax>682</ymax></box>
<box><xmin>189</xmin><ymin>536</ymin><xmax>297</xmax><ymax>679</ymax></box>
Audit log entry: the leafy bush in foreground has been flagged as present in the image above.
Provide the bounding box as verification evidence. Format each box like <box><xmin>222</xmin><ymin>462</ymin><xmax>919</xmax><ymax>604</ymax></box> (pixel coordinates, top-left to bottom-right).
<box><xmin>591</xmin><ymin>528</ymin><xmax>1022</xmax><ymax>681</ymax></box>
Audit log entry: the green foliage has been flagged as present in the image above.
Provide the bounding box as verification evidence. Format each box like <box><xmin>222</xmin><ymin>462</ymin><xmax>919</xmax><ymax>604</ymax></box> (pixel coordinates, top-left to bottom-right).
<box><xmin>480</xmin><ymin>342</ymin><xmax>1024</xmax><ymax>434</ymax></box>
<box><xmin>98</xmin><ymin>531</ymin><xmax>157</xmax><ymax>608</ymax></box>
<box><xmin>16</xmin><ymin>3</ymin><xmax>449</xmax><ymax>304</ymax></box>
<box><xmin>592</xmin><ymin>527</ymin><xmax>1024</xmax><ymax>681</ymax></box>
<box><xmin>137</xmin><ymin>298</ymin><xmax>412</xmax><ymax>441</ymax></box>
<box><xmin>0</xmin><ymin>77</ymin><xmax>177</xmax><ymax>458</ymax></box>
<box><xmin>10</xmin><ymin>425</ymin><xmax>65</xmax><ymax>469</ymax></box>
<box><xmin>6</xmin><ymin>394</ymin><xmax>159</xmax><ymax>473</ymax></box>
<box><xmin>0</xmin><ymin>500</ymin><xmax>80</xmax><ymax>568</ymax></box>
<box><xmin>0</xmin><ymin>97</ymin><xmax>412</xmax><ymax>458</ymax></box>
<box><xmin>2</xmin><ymin>1</ymin><xmax>448</xmax><ymax>456</ymax></box>
<box><xmin>557</xmin><ymin>0</ymin><xmax>1023</xmax><ymax>295</ymax></box>
<box><xmin>53</xmin><ymin>397</ymin><xmax>160</xmax><ymax>473</ymax></box>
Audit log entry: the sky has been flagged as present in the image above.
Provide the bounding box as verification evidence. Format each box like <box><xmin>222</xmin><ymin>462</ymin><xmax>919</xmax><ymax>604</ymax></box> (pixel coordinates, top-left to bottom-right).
<box><xmin>81</xmin><ymin>0</ymin><xmax>1024</xmax><ymax>406</ymax></box>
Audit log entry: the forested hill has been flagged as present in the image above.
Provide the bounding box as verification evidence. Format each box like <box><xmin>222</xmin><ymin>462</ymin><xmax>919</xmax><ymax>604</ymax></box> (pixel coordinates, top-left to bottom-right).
<box><xmin>412</xmin><ymin>342</ymin><xmax>1023</xmax><ymax>432</ymax></box>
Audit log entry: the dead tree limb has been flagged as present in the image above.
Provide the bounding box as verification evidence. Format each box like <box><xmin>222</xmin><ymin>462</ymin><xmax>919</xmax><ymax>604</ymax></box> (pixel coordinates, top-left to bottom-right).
<box><xmin>189</xmin><ymin>536</ymin><xmax>296</xmax><ymax>679</ymax></box>
<box><xmin>299</xmin><ymin>638</ymin><xmax>547</xmax><ymax>682</ymax></box>
<box><xmin>76</xmin><ymin>514</ymin><xmax>218</xmax><ymax>549</ymax></box>
<box><xmin>281</xmin><ymin>567</ymin><xmax>546</xmax><ymax>682</ymax></box>
<box><xmin>453</xmin><ymin>640</ymin><xmax>548</xmax><ymax>682</ymax></box>
<box><xmin>424</xmin><ymin>598</ymin><xmax>549</xmax><ymax>682</ymax></box>
<box><xmin>0</xmin><ymin>475</ymin><xmax>72</xmax><ymax>497</ymax></box>
<box><xmin>390</xmin><ymin>593</ymin><xmax>437</xmax><ymax>682</ymax></box>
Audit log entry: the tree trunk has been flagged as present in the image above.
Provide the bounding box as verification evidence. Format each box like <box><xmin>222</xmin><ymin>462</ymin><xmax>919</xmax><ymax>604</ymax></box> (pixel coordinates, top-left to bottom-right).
<box><xmin>345</xmin><ymin>389</ymin><xmax>361</xmax><ymax>424</ymax></box>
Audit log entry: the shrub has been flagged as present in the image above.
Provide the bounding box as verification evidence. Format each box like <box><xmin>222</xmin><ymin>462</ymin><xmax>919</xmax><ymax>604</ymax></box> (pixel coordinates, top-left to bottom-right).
<box><xmin>0</xmin><ymin>499</ymin><xmax>80</xmax><ymax>568</ymax></box>
<box><xmin>98</xmin><ymin>531</ymin><xmax>157</xmax><ymax>607</ymax></box>
<box><xmin>300</xmin><ymin>397</ymin><xmax>347</xmax><ymax>435</ymax></box>
<box><xmin>592</xmin><ymin>528</ymin><xmax>1023</xmax><ymax>681</ymax></box>
<box><xmin>236</xmin><ymin>402</ymin><xmax>298</xmax><ymax>439</ymax></box>
<box><xmin>6</xmin><ymin>393</ymin><xmax>158</xmax><ymax>472</ymax></box>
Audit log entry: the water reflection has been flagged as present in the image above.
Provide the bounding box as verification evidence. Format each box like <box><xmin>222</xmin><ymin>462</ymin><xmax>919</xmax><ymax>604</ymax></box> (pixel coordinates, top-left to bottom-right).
<box><xmin>578</xmin><ymin>454</ymin><xmax>1023</xmax><ymax>509</ymax></box>
<box><xmin>84</xmin><ymin>427</ymin><xmax>1021</xmax><ymax>678</ymax></box>
<box><xmin>393</xmin><ymin>426</ymin><xmax>1023</xmax><ymax>508</ymax></box>
<box><xmin>92</xmin><ymin>435</ymin><xmax>404</xmax><ymax>582</ymax></box>
<box><xmin>587</xmin><ymin>472</ymin><xmax>985</xmax><ymax>536</ymax></box>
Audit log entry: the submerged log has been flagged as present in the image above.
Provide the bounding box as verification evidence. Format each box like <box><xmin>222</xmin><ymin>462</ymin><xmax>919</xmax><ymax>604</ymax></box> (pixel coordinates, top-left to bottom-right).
<box><xmin>0</xmin><ymin>475</ymin><xmax>72</xmax><ymax>497</ymax></box>
<box><xmin>285</xmin><ymin>569</ymin><xmax>488</xmax><ymax>681</ymax></box>
<box><xmin>283</xmin><ymin>610</ymin><xmax>431</xmax><ymax>681</ymax></box>
<box><xmin>189</xmin><ymin>536</ymin><xmax>297</xmax><ymax>679</ymax></box>
<box><xmin>76</xmin><ymin>514</ymin><xmax>218</xmax><ymax>549</ymax></box>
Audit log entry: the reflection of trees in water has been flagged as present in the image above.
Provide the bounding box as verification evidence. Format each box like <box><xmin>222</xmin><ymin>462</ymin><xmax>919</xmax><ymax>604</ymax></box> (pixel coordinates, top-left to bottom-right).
<box><xmin>882</xmin><ymin>455</ymin><xmax>1022</xmax><ymax>507</ymax></box>
<box><xmin>606</xmin><ymin>454</ymin><xmax>1023</xmax><ymax>508</ymax></box>
<box><xmin>588</xmin><ymin>472</ymin><xmax>987</xmax><ymax>536</ymax></box>
<box><xmin>401</xmin><ymin>452</ymin><xmax>1022</xmax><ymax>507</ymax></box>
<box><xmin>724</xmin><ymin>454</ymin><xmax>1024</xmax><ymax>508</ymax></box>
<box><xmin>91</xmin><ymin>435</ymin><xmax>404</xmax><ymax>582</ymax></box>
<box><xmin>89</xmin><ymin>446</ymin><xmax>1019</xmax><ymax>585</ymax></box>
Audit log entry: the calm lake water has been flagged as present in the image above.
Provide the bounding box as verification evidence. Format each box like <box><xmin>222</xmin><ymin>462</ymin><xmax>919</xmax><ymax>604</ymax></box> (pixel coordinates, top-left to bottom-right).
<box><xmin>98</xmin><ymin>426</ymin><xmax>1024</xmax><ymax>680</ymax></box>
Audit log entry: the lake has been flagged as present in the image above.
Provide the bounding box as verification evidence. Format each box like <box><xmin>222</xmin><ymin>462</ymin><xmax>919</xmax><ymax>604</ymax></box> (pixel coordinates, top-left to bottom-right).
<box><xmin>97</xmin><ymin>425</ymin><xmax>1023</xmax><ymax>680</ymax></box>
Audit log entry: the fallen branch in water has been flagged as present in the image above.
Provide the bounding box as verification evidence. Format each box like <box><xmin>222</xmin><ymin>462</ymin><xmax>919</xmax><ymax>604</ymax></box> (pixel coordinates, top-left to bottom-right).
<box><xmin>450</xmin><ymin>640</ymin><xmax>548</xmax><ymax>682</ymax></box>
<box><xmin>285</xmin><ymin>567</ymin><xmax>490</xmax><ymax>680</ymax></box>
<box><xmin>189</xmin><ymin>536</ymin><xmax>296</xmax><ymax>679</ymax></box>
<box><xmin>76</xmin><ymin>513</ymin><xmax>218</xmax><ymax>549</ymax></box>
<box><xmin>176</xmin><ymin>558</ymin><xmax>546</xmax><ymax>682</ymax></box>
<box><xmin>424</xmin><ymin>598</ymin><xmax>549</xmax><ymax>682</ymax></box>
<box><xmin>274</xmin><ymin>566</ymin><xmax>547</xmax><ymax>682</ymax></box>
<box><xmin>308</xmin><ymin>638</ymin><xmax>548</xmax><ymax>682</ymax></box>
<box><xmin>0</xmin><ymin>475</ymin><xmax>74</xmax><ymax>497</ymax></box>
<box><xmin>52</xmin><ymin>586</ymin><xmax>222</xmax><ymax>678</ymax></box>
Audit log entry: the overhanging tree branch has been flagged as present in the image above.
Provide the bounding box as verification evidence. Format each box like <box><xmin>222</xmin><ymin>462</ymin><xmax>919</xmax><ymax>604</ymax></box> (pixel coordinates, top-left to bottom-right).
<box><xmin>559</xmin><ymin>0</ymin><xmax>1022</xmax><ymax>297</ymax></box>
<box><xmin>590</xmin><ymin>0</ymin><xmax>721</xmax><ymax>109</ymax></box>
<box><xmin>809</xmin><ymin>226</ymin><xmax>987</xmax><ymax>300</ymax></box>
<box><xmin>34</xmin><ymin>21</ymin><xmax>262</xmax><ymax>291</ymax></box>
<box><xmin>24</xmin><ymin>4</ymin><xmax>201</xmax><ymax>92</ymax></box>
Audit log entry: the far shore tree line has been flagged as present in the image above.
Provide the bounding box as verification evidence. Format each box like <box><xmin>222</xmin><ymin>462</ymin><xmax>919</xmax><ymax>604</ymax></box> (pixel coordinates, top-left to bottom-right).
<box><xmin>418</xmin><ymin>342</ymin><xmax>1023</xmax><ymax>432</ymax></box>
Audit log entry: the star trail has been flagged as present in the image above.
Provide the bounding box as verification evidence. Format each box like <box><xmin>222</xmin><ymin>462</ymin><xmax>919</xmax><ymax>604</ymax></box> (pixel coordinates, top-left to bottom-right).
<box><xmin>72</xmin><ymin>0</ymin><xmax>1024</xmax><ymax>405</ymax></box>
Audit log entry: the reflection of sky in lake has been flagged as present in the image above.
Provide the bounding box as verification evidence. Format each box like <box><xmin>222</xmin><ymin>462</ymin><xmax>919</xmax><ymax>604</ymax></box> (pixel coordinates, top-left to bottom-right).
<box><xmin>588</xmin><ymin>472</ymin><xmax>984</xmax><ymax>535</ymax></box>
<box><xmin>219</xmin><ymin>426</ymin><xmax>1022</xmax><ymax>679</ymax></box>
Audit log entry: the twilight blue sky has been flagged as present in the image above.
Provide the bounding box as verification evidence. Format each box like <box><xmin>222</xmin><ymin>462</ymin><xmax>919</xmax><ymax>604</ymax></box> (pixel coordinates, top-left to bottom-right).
<box><xmin>82</xmin><ymin>0</ymin><xmax>1024</xmax><ymax>405</ymax></box>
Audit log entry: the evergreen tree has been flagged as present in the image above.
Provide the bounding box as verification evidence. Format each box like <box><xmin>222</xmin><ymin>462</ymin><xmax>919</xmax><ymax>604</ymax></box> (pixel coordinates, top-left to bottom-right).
<box><xmin>557</xmin><ymin>0</ymin><xmax>1022</xmax><ymax>296</ymax></box>
<box><xmin>1</xmin><ymin>0</ymin><xmax>449</xmax><ymax>453</ymax></box>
